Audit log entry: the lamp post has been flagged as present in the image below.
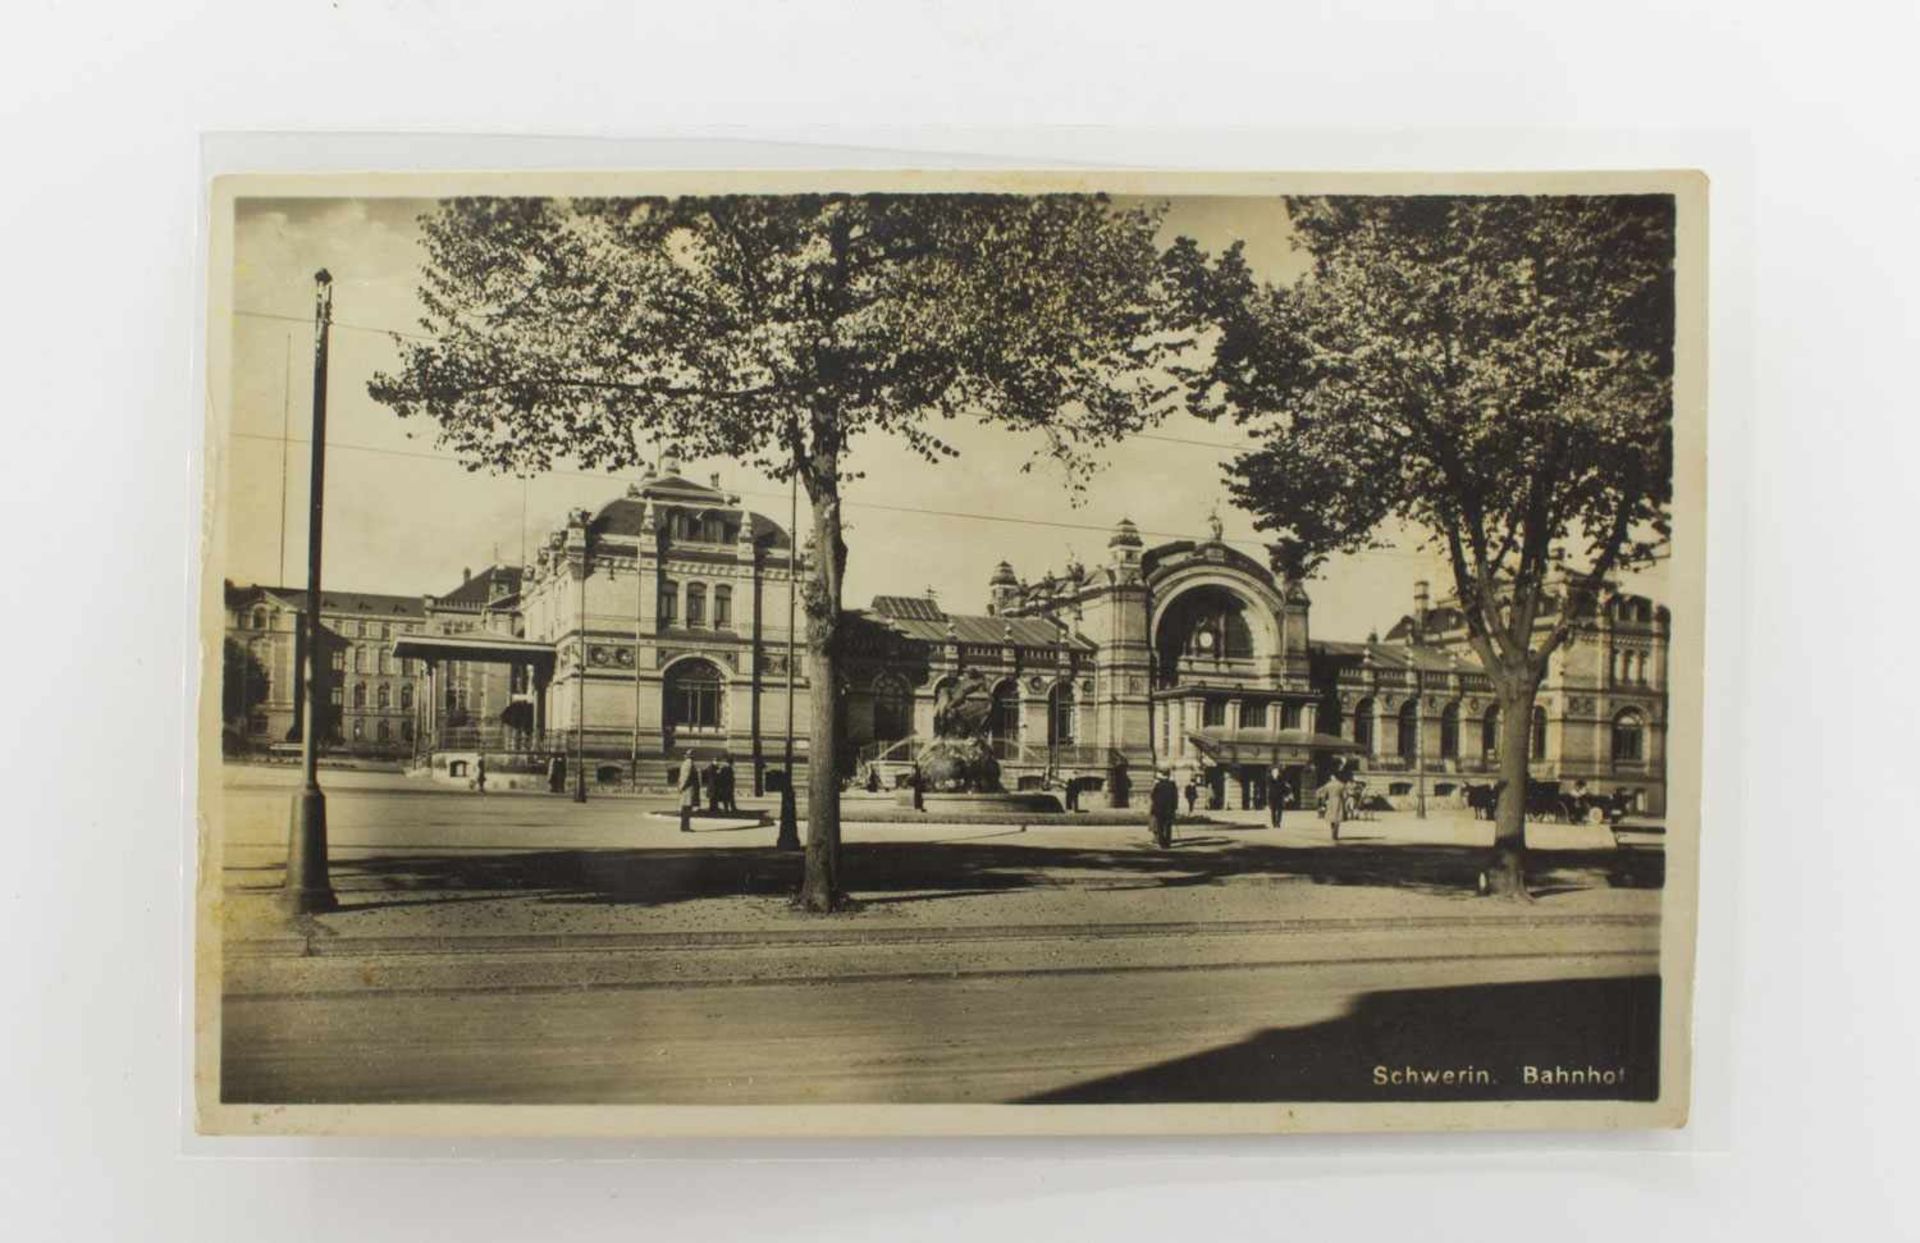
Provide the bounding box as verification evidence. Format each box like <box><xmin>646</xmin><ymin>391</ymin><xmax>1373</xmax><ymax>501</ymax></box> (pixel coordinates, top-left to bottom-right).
<box><xmin>281</xmin><ymin>270</ymin><xmax>339</xmax><ymax>916</ymax></box>
<box><xmin>775</xmin><ymin>463</ymin><xmax>801</xmax><ymax>850</ymax></box>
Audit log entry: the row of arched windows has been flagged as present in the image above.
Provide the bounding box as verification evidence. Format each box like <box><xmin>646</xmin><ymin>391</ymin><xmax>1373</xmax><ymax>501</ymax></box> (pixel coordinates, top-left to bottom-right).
<box><xmin>1341</xmin><ymin>699</ymin><xmax>1648</xmax><ymax>764</ymax></box>
<box><xmin>658</xmin><ymin>581</ymin><xmax>734</xmax><ymax>630</ymax></box>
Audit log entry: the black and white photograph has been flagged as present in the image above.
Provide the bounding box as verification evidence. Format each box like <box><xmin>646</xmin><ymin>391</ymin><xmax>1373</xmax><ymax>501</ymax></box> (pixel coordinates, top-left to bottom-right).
<box><xmin>195</xmin><ymin>171</ymin><xmax>1703</xmax><ymax>1134</ymax></box>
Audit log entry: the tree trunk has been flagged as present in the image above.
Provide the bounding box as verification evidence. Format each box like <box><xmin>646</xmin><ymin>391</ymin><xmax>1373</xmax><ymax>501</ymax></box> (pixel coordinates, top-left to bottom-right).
<box><xmin>1487</xmin><ymin>674</ymin><xmax>1539</xmax><ymax>900</ymax></box>
<box><xmin>796</xmin><ymin>485</ymin><xmax>846</xmax><ymax>913</ymax></box>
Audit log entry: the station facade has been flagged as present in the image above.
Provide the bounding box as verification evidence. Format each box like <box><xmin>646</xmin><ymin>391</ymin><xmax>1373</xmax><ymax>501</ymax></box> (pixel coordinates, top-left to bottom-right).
<box><xmin>225</xmin><ymin>463</ymin><xmax>1669</xmax><ymax>813</ymax></box>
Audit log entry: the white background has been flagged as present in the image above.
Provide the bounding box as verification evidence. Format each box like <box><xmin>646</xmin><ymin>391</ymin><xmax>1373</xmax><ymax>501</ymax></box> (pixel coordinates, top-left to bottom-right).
<box><xmin>2</xmin><ymin>2</ymin><xmax>1915</xmax><ymax>1239</ymax></box>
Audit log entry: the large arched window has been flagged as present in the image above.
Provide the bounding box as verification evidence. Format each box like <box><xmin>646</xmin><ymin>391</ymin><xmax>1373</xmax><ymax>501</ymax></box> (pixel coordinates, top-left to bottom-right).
<box><xmin>990</xmin><ymin>680</ymin><xmax>1021</xmax><ymax>743</ymax></box>
<box><xmin>377</xmin><ymin>719</ymin><xmax>391</xmax><ymax>742</ymax></box>
<box><xmin>685</xmin><ymin>582</ymin><xmax>707</xmax><ymax>627</ymax></box>
<box><xmin>352</xmin><ymin>681</ymin><xmax>367</xmax><ymax>709</ymax></box>
<box><xmin>1439</xmin><ymin>702</ymin><xmax>1460</xmax><ymax>759</ymax></box>
<box><xmin>664</xmin><ymin>658</ymin><xmax>724</xmax><ymax>730</ymax></box>
<box><xmin>1530</xmin><ymin>705</ymin><xmax>1548</xmax><ymax>760</ymax></box>
<box><xmin>1352</xmin><ymin>698</ymin><xmax>1374</xmax><ymax>755</ymax></box>
<box><xmin>1482</xmin><ymin>703</ymin><xmax>1501</xmax><ymax>758</ymax></box>
<box><xmin>713</xmin><ymin>585</ymin><xmax>733</xmax><ymax>630</ymax></box>
<box><xmin>1396</xmin><ymin>699</ymin><xmax>1418</xmax><ymax>757</ymax></box>
<box><xmin>1154</xmin><ymin>586</ymin><xmax>1258</xmax><ymax>685</ymax></box>
<box><xmin>1612</xmin><ymin>709</ymin><xmax>1646</xmax><ymax>762</ymax></box>
<box><xmin>1047</xmin><ymin>682</ymin><xmax>1076</xmax><ymax>747</ymax></box>
<box><xmin>376</xmin><ymin>683</ymin><xmax>390</xmax><ymax>710</ymax></box>
<box><xmin>400</xmin><ymin>683</ymin><xmax>413</xmax><ymax>711</ymax></box>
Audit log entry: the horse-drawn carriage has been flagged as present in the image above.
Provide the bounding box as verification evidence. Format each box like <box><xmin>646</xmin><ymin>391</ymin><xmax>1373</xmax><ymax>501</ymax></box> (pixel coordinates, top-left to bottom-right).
<box><xmin>1462</xmin><ymin>779</ymin><xmax>1635</xmax><ymax>825</ymax></box>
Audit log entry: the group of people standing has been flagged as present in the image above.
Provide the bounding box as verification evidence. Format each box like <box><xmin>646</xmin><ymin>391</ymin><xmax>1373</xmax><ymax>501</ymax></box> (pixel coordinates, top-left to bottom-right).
<box><xmin>677</xmin><ymin>752</ymin><xmax>739</xmax><ymax>832</ymax></box>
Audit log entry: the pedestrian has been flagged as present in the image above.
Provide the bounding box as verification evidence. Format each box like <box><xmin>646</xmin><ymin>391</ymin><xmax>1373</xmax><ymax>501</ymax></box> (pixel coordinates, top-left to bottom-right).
<box><xmin>909</xmin><ymin>765</ymin><xmax>925</xmax><ymax>812</ymax></box>
<box><xmin>677</xmin><ymin>751</ymin><xmax>699</xmax><ymax>833</ymax></box>
<box><xmin>1316</xmin><ymin>772</ymin><xmax>1350</xmax><ymax>843</ymax></box>
<box><xmin>1149</xmin><ymin>769</ymin><xmax>1178</xmax><ymax>848</ymax></box>
<box><xmin>474</xmin><ymin>754</ymin><xmax>487</xmax><ymax>794</ymax></box>
<box><xmin>703</xmin><ymin>758</ymin><xmax>720</xmax><ymax>813</ymax></box>
<box><xmin>1269</xmin><ymin>766</ymin><xmax>1291</xmax><ymax>829</ymax></box>
<box><xmin>1065</xmin><ymin>777</ymin><xmax>1080</xmax><ymax>813</ymax></box>
<box><xmin>1184</xmin><ymin>776</ymin><xmax>1198</xmax><ymax>816</ymax></box>
<box><xmin>546</xmin><ymin>753</ymin><xmax>564</xmax><ymax>795</ymax></box>
<box><xmin>720</xmin><ymin>754</ymin><xmax>738</xmax><ymax>813</ymax></box>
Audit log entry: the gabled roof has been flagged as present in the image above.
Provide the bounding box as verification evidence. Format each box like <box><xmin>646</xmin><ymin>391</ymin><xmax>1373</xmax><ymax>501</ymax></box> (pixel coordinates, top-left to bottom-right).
<box><xmin>433</xmin><ymin>565</ymin><xmax>523</xmax><ymax>609</ymax></box>
<box><xmin>1312</xmin><ymin>638</ymin><xmax>1480</xmax><ymax>675</ymax></box>
<box><xmin>858</xmin><ymin>597</ymin><xmax>1097</xmax><ymax>651</ymax></box>
<box><xmin>228</xmin><ymin>582</ymin><xmax>426</xmax><ymax>618</ymax></box>
<box><xmin>870</xmin><ymin>595</ymin><xmax>947</xmax><ymax>622</ymax></box>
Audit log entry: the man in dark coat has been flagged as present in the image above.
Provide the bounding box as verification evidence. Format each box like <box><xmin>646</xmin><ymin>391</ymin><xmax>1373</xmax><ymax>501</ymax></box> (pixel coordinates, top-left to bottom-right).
<box><xmin>718</xmin><ymin>754</ymin><xmax>738</xmax><ymax>813</ymax></box>
<box><xmin>1149</xmin><ymin>770</ymin><xmax>1179</xmax><ymax>849</ymax></box>
<box><xmin>703</xmin><ymin>758</ymin><xmax>721</xmax><ymax>812</ymax></box>
<box><xmin>1268</xmin><ymin>763</ymin><xmax>1290</xmax><ymax>828</ymax></box>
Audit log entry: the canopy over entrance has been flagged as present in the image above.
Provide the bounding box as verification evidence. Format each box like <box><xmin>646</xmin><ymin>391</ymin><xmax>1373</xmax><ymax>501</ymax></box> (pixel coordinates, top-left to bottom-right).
<box><xmin>1186</xmin><ymin>728</ymin><xmax>1359</xmax><ymax>767</ymax></box>
<box><xmin>391</xmin><ymin>632</ymin><xmax>556</xmax><ymax>669</ymax></box>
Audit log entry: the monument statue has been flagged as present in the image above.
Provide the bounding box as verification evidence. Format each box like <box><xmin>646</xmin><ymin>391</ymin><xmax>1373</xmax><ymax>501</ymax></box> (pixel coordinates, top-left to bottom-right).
<box><xmin>918</xmin><ymin>670</ymin><xmax>1003</xmax><ymax>793</ymax></box>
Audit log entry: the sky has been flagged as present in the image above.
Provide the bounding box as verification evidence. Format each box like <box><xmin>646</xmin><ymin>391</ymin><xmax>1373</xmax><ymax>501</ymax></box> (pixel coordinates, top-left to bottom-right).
<box><xmin>221</xmin><ymin>194</ymin><xmax>1663</xmax><ymax>643</ymax></box>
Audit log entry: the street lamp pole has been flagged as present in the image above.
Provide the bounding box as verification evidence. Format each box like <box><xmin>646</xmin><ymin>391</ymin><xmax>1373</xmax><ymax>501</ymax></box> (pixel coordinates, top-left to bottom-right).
<box><xmin>776</xmin><ymin>462</ymin><xmax>800</xmax><ymax>850</ymax></box>
<box><xmin>281</xmin><ymin>270</ymin><xmax>339</xmax><ymax>916</ymax></box>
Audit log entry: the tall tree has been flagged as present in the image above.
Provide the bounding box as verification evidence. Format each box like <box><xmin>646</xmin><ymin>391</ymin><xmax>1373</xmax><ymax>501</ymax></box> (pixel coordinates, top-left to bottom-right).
<box><xmin>371</xmin><ymin>193</ymin><xmax>1186</xmax><ymax>911</ymax></box>
<box><xmin>223</xmin><ymin>637</ymin><xmax>270</xmax><ymax>728</ymax></box>
<box><xmin>1171</xmin><ymin>196</ymin><xmax>1674</xmax><ymax>897</ymax></box>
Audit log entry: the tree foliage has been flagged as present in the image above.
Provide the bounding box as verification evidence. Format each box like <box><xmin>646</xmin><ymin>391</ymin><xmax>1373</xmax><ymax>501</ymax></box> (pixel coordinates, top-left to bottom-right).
<box><xmin>1169</xmin><ymin>195</ymin><xmax>1676</xmax><ymax>895</ymax></box>
<box><xmin>222</xmin><ymin>638</ymin><xmax>270</xmax><ymax>726</ymax></box>
<box><xmin>1172</xmin><ymin>195</ymin><xmax>1673</xmax><ymax>677</ymax></box>
<box><xmin>370</xmin><ymin>193</ymin><xmax>1188</xmax><ymax>909</ymax></box>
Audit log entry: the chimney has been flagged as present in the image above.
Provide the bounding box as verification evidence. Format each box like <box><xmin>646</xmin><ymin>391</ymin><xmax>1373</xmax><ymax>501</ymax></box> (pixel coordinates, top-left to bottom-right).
<box><xmin>710</xmin><ymin>472</ymin><xmax>722</xmax><ymax>489</ymax></box>
<box><xmin>463</xmin><ymin>567</ymin><xmax>471</xmax><ymax>584</ymax></box>
<box><xmin>1413</xmin><ymin>580</ymin><xmax>1430</xmax><ymax>639</ymax></box>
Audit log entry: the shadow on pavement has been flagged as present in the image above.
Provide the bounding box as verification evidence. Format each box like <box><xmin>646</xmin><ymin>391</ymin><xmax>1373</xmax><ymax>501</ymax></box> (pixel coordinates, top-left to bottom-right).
<box><xmin>1022</xmin><ymin>974</ymin><xmax>1662</xmax><ymax>1103</ymax></box>
<box><xmin>319</xmin><ymin>837</ymin><xmax>1661</xmax><ymax>914</ymax></box>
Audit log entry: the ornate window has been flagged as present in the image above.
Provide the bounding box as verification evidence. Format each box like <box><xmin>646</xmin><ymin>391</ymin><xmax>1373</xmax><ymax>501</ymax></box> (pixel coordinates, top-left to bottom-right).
<box><xmin>665</xmin><ymin>659</ymin><xmax>725</xmax><ymax>730</ymax></box>
<box><xmin>1202</xmin><ymin>698</ymin><xmax>1228</xmax><ymax>728</ymax></box>
<box><xmin>401</xmin><ymin>720</ymin><xmax>414</xmax><ymax>741</ymax></box>
<box><xmin>713</xmin><ymin>585</ymin><xmax>733</xmax><ymax>630</ymax></box>
<box><xmin>686</xmin><ymin>582</ymin><xmax>706</xmax><ymax>627</ymax></box>
<box><xmin>376</xmin><ymin>683</ymin><xmax>390</xmax><ymax>710</ymax></box>
<box><xmin>1612</xmin><ymin>709</ymin><xmax>1646</xmax><ymax>762</ymax></box>
<box><xmin>1440</xmin><ymin>702</ymin><xmax>1460</xmax><ymax>759</ymax></box>
<box><xmin>990</xmin><ymin>680</ymin><xmax>1021</xmax><ymax>743</ymax></box>
<box><xmin>377</xmin><ymin>719</ymin><xmax>391</xmax><ymax>742</ymax></box>
<box><xmin>1281</xmin><ymin>701</ymin><xmax>1304</xmax><ymax>730</ymax></box>
<box><xmin>400</xmin><ymin>683</ymin><xmax>413</xmax><ymax>711</ymax></box>
<box><xmin>1239</xmin><ymin>701</ymin><xmax>1267</xmax><ymax>730</ymax></box>
<box><xmin>251</xmin><ymin>608</ymin><xmax>267</xmax><ymax>630</ymax></box>
<box><xmin>1530</xmin><ymin>705</ymin><xmax>1548</xmax><ymax>761</ymax></box>
<box><xmin>351</xmin><ymin>717</ymin><xmax>364</xmax><ymax>741</ymax></box>
<box><xmin>1048</xmin><ymin>682</ymin><xmax>1076</xmax><ymax>746</ymax></box>
<box><xmin>1352</xmin><ymin>698</ymin><xmax>1375</xmax><ymax>754</ymax></box>
<box><xmin>658</xmin><ymin>582</ymin><xmax>678</xmax><ymax>627</ymax></box>
<box><xmin>1482</xmin><ymin>704</ymin><xmax>1501</xmax><ymax>757</ymax></box>
<box><xmin>352</xmin><ymin>682</ymin><xmax>367</xmax><ymax>709</ymax></box>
